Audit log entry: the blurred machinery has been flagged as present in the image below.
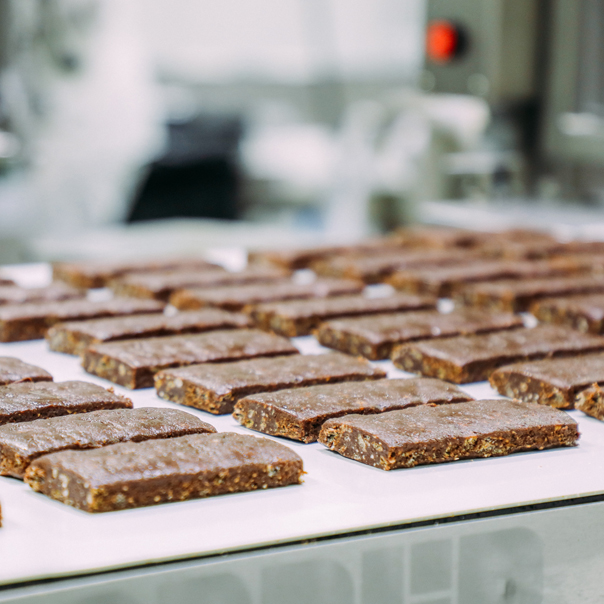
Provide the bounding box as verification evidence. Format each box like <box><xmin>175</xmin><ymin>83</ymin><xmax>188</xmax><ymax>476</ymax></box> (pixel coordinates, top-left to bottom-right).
<box><xmin>423</xmin><ymin>0</ymin><xmax>604</xmax><ymax>203</ymax></box>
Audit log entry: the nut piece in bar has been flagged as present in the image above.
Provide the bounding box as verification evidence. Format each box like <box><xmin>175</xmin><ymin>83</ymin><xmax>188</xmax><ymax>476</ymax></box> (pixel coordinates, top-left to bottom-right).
<box><xmin>52</xmin><ymin>257</ymin><xmax>219</xmax><ymax>289</ymax></box>
<box><xmin>47</xmin><ymin>309</ymin><xmax>251</xmax><ymax>356</ymax></box>
<box><xmin>455</xmin><ymin>274</ymin><xmax>604</xmax><ymax>312</ymax></box>
<box><xmin>387</xmin><ymin>258</ymin><xmax>586</xmax><ymax>298</ymax></box>
<box><xmin>0</xmin><ymin>298</ymin><xmax>165</xmax><ymax>342</ymax></box>
<box><xmin>110</xmin><ymin>266</ymin><xmax>289</xmax><ymax>301</ymax></box>
<box><xmin>531</xmin><ymin>293</ymin><xmax>604</xmax><ymax>334</ymax></box>
<box><xmin>234</xmin><ymin>377</ymin><xmax>473</xmax><ymax>443</ymax></box>
<box><xmin>249</xmin><ymin>293</ymin><xmax>436</xmax><ymax>337</ymax></box>
<box><xmin>82</xmin><ymin>328</ymin><xmax>298</xmax><ymax>389</ymax></box>
<box><xmin>489</xmin><ymin>352</ymin><xmax>604</xmax><ymax>409</ymax></box>
<box><xmin>155</xmin><ymin>352</ymin><xmax>386</xmax><ymax>414</ymax></box>
<box><xmin>170</xmin><ymin>278</ymin><xmax>364</xmax><ymax>312</ymax></box>
<box><xmin>0</xmin><ymin>407</ymin><xmax>216</xmax><ymax>478</ymax></box>
<box><xmin>0</xmin><ymin>357</ymin><xmax>53</xmax><ymax>385</ymax></box>
<box><xmin>0</xmin><ymin>283</ymin><xmax>84</xmax><ymax>305</ymax></box>
<box><xmin>312</xmin><ymin>248</ymin><xmax>481</xmax><ymax>284</ymax></box>
<box><xmin>316</xmin><ymin>309</ymin><xmax>524</xmax><ymax>360</ymax></box>
<box><xmin>392</xmin><ymin>325</ymin><xmax>604</xmax><ymax>384</ymax></box>
<box><xmin>318</xmin><ymin>399</ymin><xmax>578</xmax><ymax>470</ymax></box>
<box><xmin>0</xmin><ymin>381</ymin><xmax>132</xmax><ymax>426</ymax></box>
<box><xmin>25</xmin><ymin>432</ymin><xmax>304</xmax><ymax>512</ymax></box>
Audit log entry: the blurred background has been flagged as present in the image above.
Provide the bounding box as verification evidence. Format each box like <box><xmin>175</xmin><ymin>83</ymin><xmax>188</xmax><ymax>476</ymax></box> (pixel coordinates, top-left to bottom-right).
<box><xmin>0</xmin><ymin>0</ymin><xmax>603</xmax><ymax>262</ymax></box>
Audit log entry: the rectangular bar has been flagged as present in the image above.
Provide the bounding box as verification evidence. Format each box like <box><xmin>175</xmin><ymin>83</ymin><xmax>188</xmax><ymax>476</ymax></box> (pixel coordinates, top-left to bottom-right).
<box><xmin>170</xmin><ymin>278</ymin><xmax>364</xmax><ymax>312</ymax></box>
<box><xmin>574</xmin><ymin>385</ymin><xmax>604</xmax><ymax>420</ymax></box>
<box><xmin>0</xmin><ymin>357</ymin><xmax>52</xmax><ymax>385</ymax></box>
<box><xmin>0</xmin><ymin>407</ymin><xmax>216</xmax><ymax>478</ymax></box>
<box><xmin>247</xmin><ymin>237</ymin><xmax>404</xmax><ymax>269</ymax></box>
<box><xmin>312</xmin><ymin>249</ymin><xmax>481</xmax><ymax>284</ymax></box>
<box><xmin>387</xmin><ymin>258</ymin><xmax>586</xmax><ymax>298</ymax></box>
<box><xmin>234</xmin><ymin>377</ymin><xmax>473</xmax><ymax>443</ymax></box>
<box><xmin>155</xmin><ymin>352</ymin><xmax>386</xmax><ymax>414</ymax></box>
<box><xmin>531</xmin><ymin>293</ymin><xmax>604</xmax><ymax>333</ymax></box>
<box><xmin>25</xmin><ymin>432</ymin><xmax>304</xmax><ymax>512</ymax></box>
<box><xmin>392</xmin><ymin>325</ymin><xmax>604</xmax><ymax>383</ymax></box>
<box><xmin>455</xmin><ymin>274</ymin><xmax>604</xmax><ymax>312</ymax></box>
<box><xmin>489</xmin><ymin>353</ymin><xmax>604</xmax><ymax>409</ymax></box>
<box><xmin>109</xmin><ymin>266</ymin><xmax>289</xmax><ymax>301</ymax></box>
<box><xmin>0</xmin><ymin>298</ymin><xmax>165</xmax><ymax>342</ymax></box>
<box><xmin>82</xmin><ymin>328</ymin><xmax>298</xmax><ymax>389</ymax></box>
<box><xmin>318</xmin><ymin>399</ymin><xmax>578</xmax><ymax>470</ymax></box>
<box><xmin>248</xmin><ymin>293</ymin><xmax>436</xmax><ymax>337</ymax></box>
<box><xmin>0</xmin><ymin>283</ymin><xmax>84</xmax><ymax>305</ymax></box>
<box><xmin>316</xmin><ymin>309</ymin><xmax>524</xmax><ymax>360</ymax></box>
<box><xmin>46</xmin><ymin>309</ymin><xmax>252</xmax><ymax>356</ymax></box>
<box><xmin>0</xmin><ymin>381</ymin><xmax>132</xmax><ymax>426</ymax></box>
<box><xmin>52</xmin><ymin>257</ymin><xmax>219</xmax><ymax>289</ymax></box>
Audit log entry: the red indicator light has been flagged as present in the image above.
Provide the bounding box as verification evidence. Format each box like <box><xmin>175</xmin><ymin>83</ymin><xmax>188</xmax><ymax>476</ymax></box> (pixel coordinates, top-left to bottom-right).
<box><xmin>426</xmin><ymin>20</ymin><xmax>460</xmax><ymax>63</ymax></box>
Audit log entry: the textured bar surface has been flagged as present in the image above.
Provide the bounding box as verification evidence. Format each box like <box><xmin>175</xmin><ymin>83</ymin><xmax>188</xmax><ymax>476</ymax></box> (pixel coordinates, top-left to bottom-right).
<box><xmin>248</xmin><ymin>238</ymin><xmax>403</xmax><ymax>269</ymax></box>
<box><xmin>170</xmin><ymin>279</ymin><xmax>363</xmax><ymax>312</ymax></box>
<box><xmin>316</xmin><ymin>309</ymin><xmax>523</xmax><ymax>360</ymax></box>
<box><xmin>319</xmin><ymin>399</ymin><xmax>578</xmax><ymax>470</ymax></box>
<box><xmin>455</xmin><ymin>274</ymin><xmax>604</xmax><ymax>312</ymax></box>
<box><xmin>82</xmin><ymin>329</ymin><xmax>298</xmax><ymax>389</ymax></box>
<box><xmin>110</xmin><ymin>266</ymin><xmax>288</xmax><ymax>301</ymax></box>
<box><xmin>312</xmin><ymin>249</ymin><xmax>480</xmax><ymax>283</ymax></box>
<box><xmin>489</xmin><ymin>353</ymin><xmax>604</xmax><ymax>409</ymax></box>
<box><xmin>234</xmin><ymin>377</ymin><xmax>473</xmax><ymax>442</ymax></box>
<box><xmin>0</xmin><ymin>407</ymin><xmax>216</xmax><ymax>478</ymax></box>
<box><xmin>25</xmin><ymin>432</ymin><xmax>304</xmax><ymax>512</ymax></box>
<box><xmin>0</xmin><ymin>283</ymin><xmax>84</xmax><ymax>305</ymax></box>
<box><xmin>0</xmin><ymin>357</ymin><xmax>52</xmax><ymax>385</ymax></box>
<box><xmin>249</xmin><ymin>293</ymin><xmax>436</xmax><ymax>337</ymax></box>
<box><xmin>575</xmin><ymin>385</ymin><xmax>604</xmax><ymax>420</ymax></box>
<box><xmin>47</xmin><ymin>309</ymin><xmax>251</xmax><ymax>355</ymax></box>
<box><xmin>392</xmin><ymin>325</ymin><xmax>604</xmax><ymax>383</ymax></box>
<box><xmin>52</xmin><ymin>258</ymin><xmax>218</xmax><ymax>289</ymax></box>
<box><xmin>531</xmin><ymin>293</ymin><xmax>604</xmax><ymax>333</ymax></box>
<box><xmin>0</xmin><ymin>298</ymin><xmax>165</xmax><ymax>342</ymax></box>
<box><xmin>155</xmin><ymin>352</ymin><xmax>386</xmax><ymax>414</ymax></box>
<box><xmin>387</xmin><ymin>258</ymin><xmax>585</xmax><ymax>297</ymax></box>
<box><xmin>0</xmin><ymin>381</ymin><xmax>132</xmax><ymax>426</ymax></box>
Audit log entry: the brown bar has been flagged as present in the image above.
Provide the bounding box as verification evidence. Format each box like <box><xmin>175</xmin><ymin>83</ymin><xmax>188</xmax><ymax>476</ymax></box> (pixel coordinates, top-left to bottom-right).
<box><xmin>170</xmin><ymin>279</ymin><xmax>364</xmax><ymax>312</ymax></box>
<box><xmin>109</xmin><ymin>266</ymin><xmax>289</xmax><ymax>301</ymax></box>
<box><xmin>0</xmin><ymin>278</ymin><xmax>14</xmax><ymax>286</ymax></box>
<box><xmin>47</xmin><ymin>309</ymin><xmax>252</xmax><ymax>355</ymax></box>
<box><xmin>575</xmin><ymin>385</ymin><xmax>604</xmax><ymax>420</ymax></box>
<box><xmin>234</xmin><ymin>377</ymin><xmax>473</xmax><ymax>443</ymax></box>
<box><xmin>249</xmin><ymin>293</ymin><xmax>436</xmax><ymax>337</ymax></box>
<box><xmin>155</xmin><ymin>352</ymin><xmax>386</xmax><ymax>414</ymax></box>
<box><xmin>0</xmin><ymin>298</ymin><xmax>165</xmax><ymax>342</ymax></box>
<box><xmin>531</xmin><ymin>293</ymin><xmax>604</xmax><ymax>333</ymax></box>
<box><xmin>82</xmin><ymin>328</ymin><xmax>298</xmax><ymax>389</ymax></box>
<box><xmin>312</xmin><ymin>248</ymin><xmax>481</xmax><ymax>284</ymax></box>
<box><xmin>392</xmin><ymin>325</ymin><xmax>604</xmax><ymax>383</ymax></box>
<box><xmin>0</xmin><ymin>407</ymin><xmax>216</xmax><ymax>478</ymax></box>
<box><xmin>25</xmin><ymin>432</ymin><xmax>304</xmax><ymax>512</ymax></box>
<box><xmin>0</xmin><ymin>381</ymin><xmax>132</xmax><ymax>426</ymax></box>
<box><xmin>318</xmin><ymin>399</ymin><xmax>578</xmax><ymax>470</ymax></box>
<box><xmin>387</xmin><ymin>258</ymin><xmax>586</xmax><ymax>298</ymax></box>
<box><xmin>0</xmin><ymin>283</ymin><xmax>84</xmax><ymax>305</ymax></box>
<box><xmin>316</xmin><ymin>309</ymin><xmax>524</xmax><ymax>360</ymax></box>
<box><xmin>52</xmin><ymin>257</ymin><xmax>219</xmax><ymax>289</ymax></box>
<box><xmin>455</xmin><ymin>274</ymin><xmax>604</xmax><ymax>312</ymax></box>
<box><xmin>0</xmin><ymin>357</ymin><xmax>52</xmax><ymax>385</ymax></box>
<box><xmin>247</xmin><ymin>237</ymin><xmax>404</xmax><ymax>269</ymax></box>
<box><xmin>489</xmin><ymin>352</ymin><xmax>604</xmax><ymax>409</ymax></box>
